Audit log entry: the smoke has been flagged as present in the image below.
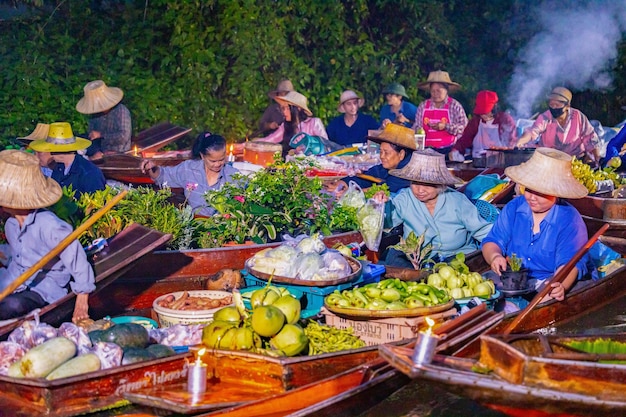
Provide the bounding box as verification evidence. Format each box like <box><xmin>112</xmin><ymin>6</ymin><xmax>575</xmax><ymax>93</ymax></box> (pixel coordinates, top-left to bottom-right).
<box><xmin>507</xmin><ymin>0</ymin><xmax>626</xmax><ymax>118</ymax></box>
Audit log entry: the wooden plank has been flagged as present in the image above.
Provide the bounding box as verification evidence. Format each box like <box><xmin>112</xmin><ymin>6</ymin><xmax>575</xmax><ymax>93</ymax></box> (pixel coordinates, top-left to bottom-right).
<box><xmin>131</xmin><ymin>123</ymin><xmax>192</xmax><ymax>154</ymax></box>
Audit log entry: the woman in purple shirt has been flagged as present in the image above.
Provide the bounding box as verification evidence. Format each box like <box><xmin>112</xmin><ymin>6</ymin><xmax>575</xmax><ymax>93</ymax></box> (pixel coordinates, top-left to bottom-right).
<box><xmin>482</xmin><ymin>148</ymin><xmax>589</xmax><ymax>302</ymax></box>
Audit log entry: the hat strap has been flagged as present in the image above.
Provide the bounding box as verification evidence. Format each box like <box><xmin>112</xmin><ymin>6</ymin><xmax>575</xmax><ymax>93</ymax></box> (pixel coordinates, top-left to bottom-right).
<box><xmin>47</xmin><ymin>136</ymin><xmax>76</xmax><ymax>145</ymax></box>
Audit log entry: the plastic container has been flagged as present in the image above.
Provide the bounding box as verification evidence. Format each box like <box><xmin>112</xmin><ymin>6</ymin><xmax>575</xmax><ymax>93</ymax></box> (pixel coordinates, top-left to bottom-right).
<box><xmin>243</xmin><ymin>141</ymin><xmax>282</xmax><ymax>166</ymax></box>
<box><xmin>242</xmin><ymin>262</ymin><xmax>385</xmax><ymax>317</ymax></box>
<box><xmin>152</xmin><ymin>290</ymin><xmax>233</xmax><ymax>327</ymax></box>
<box><xmin>110</xmin><ymin>315</ymin><xmax>158</xmax><ymax>330</ymax></box>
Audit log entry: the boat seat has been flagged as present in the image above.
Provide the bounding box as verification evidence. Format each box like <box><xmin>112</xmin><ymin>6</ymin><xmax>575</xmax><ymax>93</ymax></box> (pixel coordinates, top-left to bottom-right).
<box><xmin>130</xmin><ymin>122</ymin><xmax>192</xmax><ymax>154</ymax></box>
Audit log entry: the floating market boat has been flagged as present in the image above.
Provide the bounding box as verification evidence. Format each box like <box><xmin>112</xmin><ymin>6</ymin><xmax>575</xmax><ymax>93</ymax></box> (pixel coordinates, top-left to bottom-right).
<box><xmin>379</xmin><ymin>332</ymin><xmax>626</xmax><ymax>417</ymax></box>
<box><xmin>0</xmin><ymin>223</ymin><xmax>171</xmax><ymax>339</ymax></box>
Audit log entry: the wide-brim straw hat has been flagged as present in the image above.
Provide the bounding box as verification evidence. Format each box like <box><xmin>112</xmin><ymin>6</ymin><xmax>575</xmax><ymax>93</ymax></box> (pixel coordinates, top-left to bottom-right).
<box><xmin>367</xmin><ymin>124</ymin><xmax>417</xmax><ymax>151</ymax></box>
<box><xmin>504</xmin><ymin>147</ymin><xmax>588</xmax><ymax>199</ymax></box>
<box><xmin>418</xmin><ymin>70</ymin><xmax>461</xmax><ymax>92</ymax></box>
<box><xmin>29</xmin><ymin>122</ymin><xmax>92</xmax><ymax>153</ymax></box>
<box><xmin>547</xmin><ymin>87</ymin><xmax>572</xmax><ymax>105</ymax></box>
<box><xmin>76</xmin><ymin>80</ymin><xmax>124</xmax><ymax>114</ymax></box>
<box><xmin>268</xmin><ymin>79</ymin><xmax>294</xmax><ymax>99</ymax></box>
<box><xmin>275</xmin><ymin>91</ymin><xmax>313</xmax><ymax>116</ymax></box>
<box><xmin>389</xmin><ymin>149</ymin><xmax>463</xmax><ymax>185</ymax></box>
<box><xmin>18</xmin><ymin>123</ymin><xmax>50</xmax><ymax>141</ymax></box>
<box><xmin>0</xmin><ymin>150</ymin><xmax>62</xmax><ymax>209</ymax></box>
<box><xmin>337</xmin><ymin>90</ymin><xmax>365</xmax><ymax>113</ymax></box>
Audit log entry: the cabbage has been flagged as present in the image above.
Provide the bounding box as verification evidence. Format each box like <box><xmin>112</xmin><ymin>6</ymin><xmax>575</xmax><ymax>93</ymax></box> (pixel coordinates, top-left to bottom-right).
<box><xmin>357</xmin><ymin>200</ymin><xmax>384</xmax><ymax>251</ymax></box>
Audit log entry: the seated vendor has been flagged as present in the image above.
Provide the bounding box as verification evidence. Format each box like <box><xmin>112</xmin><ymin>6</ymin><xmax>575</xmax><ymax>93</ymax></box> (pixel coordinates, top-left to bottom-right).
<box><xmin>327</xmin><ymin>90</ymin><xmax>379</xmax><ymax>147</ymax></box>
<box><xmin>329</xmin><ymin>124</ymin><xmax>416</xmax><ymax>197</ymax></box>
<box><xmin>29</xmin><ymin>122</ymin><xmax>106</xmax><ymax>197</ymax></box>
<box><xmin>482</xmin><ymin>147</ymin><xmax>589</xmax><ymax>302</ymax></box>
<box><xmin>0</xmin><ymin>150</ymin><xmax>95</xmax><ymax>322</ymax></box>
<box><xmin>373</xmin><ymin>149</ymin><xmax>493</xmax><ymax>267</ymax></box>
<box><xmin>142</xmin><ymin>132</ymin><xmax>239</xmax><ymax>217</ymax></box>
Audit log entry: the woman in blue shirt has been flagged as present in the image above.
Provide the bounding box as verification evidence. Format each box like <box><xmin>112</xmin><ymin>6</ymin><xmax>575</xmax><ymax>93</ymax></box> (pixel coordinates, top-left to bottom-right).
<box><xmin>379</xmin><ymin>83</ymin><xmax>417</xmax><ymax>128</ymax></box>
<box><xmin>327</xmin><ymin>90</ymin><xmax>379</xmax><ymax>147</ymax></box>
<box><xmin>374</xmin><ymin>149</ymin><xmax>493</xmax><ymax>267</ymax></box>
<box><xmin>482</xmin><ymin>148</ymin><xmax>589</xmax><ymax>302</ymax></box>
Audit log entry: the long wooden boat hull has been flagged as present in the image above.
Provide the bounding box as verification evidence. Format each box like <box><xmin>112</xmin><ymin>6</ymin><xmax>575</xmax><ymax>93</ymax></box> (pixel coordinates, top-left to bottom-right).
<box><xmin>565</xmin><ymin>195</ymin><xmax>626</xmax><ymax>254</ymax></box>
<box><xmin>97</xmin><ymin>153</ymin><xmax>188</xmax><ymax>184</ymax></box>
<box><xmin>0</xmin><ymin>224</ymin><xmax>171</xmax><ymax>339</ymax></box>
<box><xmin>379</xmin><ymin>344</ymin><xmax>626</xmax><ymax>417</ymax></box>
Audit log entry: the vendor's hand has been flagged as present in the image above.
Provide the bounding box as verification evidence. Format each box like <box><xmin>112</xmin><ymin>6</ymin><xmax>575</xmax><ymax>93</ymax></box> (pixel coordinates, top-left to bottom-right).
<box><xmin>372</xmin><ymin>191</ymin><xmax>388</xmax><ymax>204</ymax></box>
<box><xmin>490</xmin><ymin>254</ymin><xmax>507</xmax><ymax>276</ymax></box>
<box><xmin>545</xmin><ymin>281</ymin><xmax>566</xmax><ymax>302</ymax></box>
<box><xmin>141</xmin><ymin>160</ymin><xmax>159</xmax><ymax>178</ymax></box>
<box><xmin>430</xmin><ymin>121</ymin><xmax>446</xmax><ymax>131</ymax></box>
<box><xmin>88</xmin><ymin>131</ymin><xmax>101</xmax><ymax>140</ymax></box>
<box><xmin>381</xmin><ymin>119</ymin><xmax>391</xmax><ymax>128</ymax></box>
<box><xmin>72</xmin><ymin>293</ymin><xmax>90</xmax><ymax>324</ymax></box>
<box><xmin>395</xmin><ymin>113</ymin><xmax>409</xmax><ymax>125</ymax></box>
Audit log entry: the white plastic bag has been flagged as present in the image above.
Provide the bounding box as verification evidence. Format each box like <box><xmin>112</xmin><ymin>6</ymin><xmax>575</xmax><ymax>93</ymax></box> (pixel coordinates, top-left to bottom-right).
<box><xmin>357</xmin><ymin>198</ymin><xmax>385</xmax><ymax>251</ymax></box>
<box><xmin>338</xmin><ymin>181</ymin><xmax>366</xmax><ymax>209</ymax></box>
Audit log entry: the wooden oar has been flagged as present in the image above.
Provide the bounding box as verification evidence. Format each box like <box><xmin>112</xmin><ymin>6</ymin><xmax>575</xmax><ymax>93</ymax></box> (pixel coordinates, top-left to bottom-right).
<box><xmin>502</xmin><ymin>222</ymin><xmax>610</xmax><ymax>336</ymax></box>
<box><xmin>356</xmin><ymin>173</ymin><xmax>384</xmax><ymax>184</ymax></box>
<box><xmin>0</xmin><ymin>189</ymin><xmax>129</xmax><ymax>303</ymax></box>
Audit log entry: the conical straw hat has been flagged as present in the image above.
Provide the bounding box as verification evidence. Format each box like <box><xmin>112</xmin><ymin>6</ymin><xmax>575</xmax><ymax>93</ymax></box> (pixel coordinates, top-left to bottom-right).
<box><xmin>29</xmin><ymin>122</ymin><xmax>92</xmax><ymax>153</ymax></box>
<box><xmin>268</xmin><ymin>79</ymin><xmax>294</xmax><ymax>98</ymax></box>
<box><xmin>18</xmin><ymin>123</ymin><xmax>50</xmax><ymax>141</ymax></box>
<box><xmin>389</xmin><ymin>149</ymin><xmax>463</xmax><ymax>185</ymax></box>
<box><xmin>0</xmin><ymin>150</ymin><xmax>62</xmax><ymax>209</ymax></box>
<box><xmin>367</xmin><ymin>124</ymin><xmax>417</xmax><ymax>151</ymax></box>
<box><xmin>504</xmin><ymin>147</ymin><xmax>588</xmax><ymax>199</ymax></box>
<box><xmin>418</xmin><ymin>70</ymin><xmax>461</xmax><ymax>92</ymax></box>
<box><xmin>275</xmin><ymin>91</ymin><xmax>313</xmax><ymax>116</ymax></box>
<box><xmin>76</xmin><ymin>80</ymin><xmax>124</xmax><ymax>114</ymax></box>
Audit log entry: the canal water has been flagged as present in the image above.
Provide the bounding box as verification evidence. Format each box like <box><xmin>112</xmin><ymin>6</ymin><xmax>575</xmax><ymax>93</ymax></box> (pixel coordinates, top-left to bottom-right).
<box><xmin>90</xmin><ymin>295</ymin><xmax>626</xmax><ymax>417</ymax></box>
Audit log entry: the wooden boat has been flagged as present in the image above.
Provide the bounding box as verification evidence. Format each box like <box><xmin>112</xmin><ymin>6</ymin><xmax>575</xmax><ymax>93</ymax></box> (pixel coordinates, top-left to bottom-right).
<box><xmin>0</xmin><ymin>223</ymin><xmax>171</xmax><ymax>339</ymax></box>
<box><xmin>379</xmin><ymin>332</ymin><xmax>626</xmax><ymax>417</ymax></box>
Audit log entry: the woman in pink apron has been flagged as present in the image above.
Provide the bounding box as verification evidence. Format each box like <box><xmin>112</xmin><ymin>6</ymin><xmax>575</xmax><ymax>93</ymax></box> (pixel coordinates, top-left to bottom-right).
<box><xmin>412</xmin><ymin>71</ymin><xmax>468</xmax><ymax>156</ymax></box>
<box><xmin>450</xmin><ymin>90</ymin><xmax>517</xmax><ymax>166</ymax></box>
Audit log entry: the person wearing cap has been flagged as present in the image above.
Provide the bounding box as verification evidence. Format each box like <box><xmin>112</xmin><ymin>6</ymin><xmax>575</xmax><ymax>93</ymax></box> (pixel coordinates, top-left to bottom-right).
<box><xmin>76</xmin><ymin>80</ymin><xmax>132</xmax><ymax>160</ymax></box>
<box><xmin>412</xmin><ymin>71</ymin><xmax>469</xmax><ymax>155</ymax></box>
<box><xmin>379</xmin><ymin>83</ymin><xmax>417</xmax><ymax>128</ymax></box>
<box><xmin>0</xmin><ymin>150</ymin><xmax>95</xmax><ymax>322</ymax></box>
<box><xmin>516</xmin><ymin>87</ymin><xmax>599</xmax><ymax>164</ymax></box>
<box><xmin>329</xmin><ymin>124</ymin><xmax>416</xmax><ymax>196</ymax></box>
<box><xmin>482</xmin><ymin>148</ymin><xmax>589</xmax><ymax>303</ymax></box>
<box><xmin>142</xmin><ymin>132</ymin><xmax>239</xmax><ymax>217</ymax></box>
<box><xmin>29</xmin><ymin>122</ymin><xmax>106</xmax><ymax>197</ymax></box>
<box><xmin>373</xmin><ymin>149</ymin><xmax>492</xmax><ymax>267</ymax></box>
<box><xmin>257</xmin><ymin>79</ymin><xmax>294</xmax><ymax>136</ymax></box>
<box><xmin>327</xmin><ymin>90</ymin><xmax>379</xmax><ymax>146</ymax></box>
<box><xmin>258</xmin><ymin>91</ymin><xmax>328</xmax><ymax>155</ymax></box>
<box><xmin>449</xmin><ymin>90</ymin><xmax>517</xmax><ymax>165</ymax></box>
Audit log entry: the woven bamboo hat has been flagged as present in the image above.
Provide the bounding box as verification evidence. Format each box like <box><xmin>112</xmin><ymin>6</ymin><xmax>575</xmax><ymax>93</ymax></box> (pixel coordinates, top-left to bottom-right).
<box><xmin>275</xmin><ymin>91</ymin><xmax>313</xmax><ymax>116</ymax></box>
<box><xmin>389</xmin><ymin>149</ymin><xmax>463</xmax><ymax>185</ymax></box>
<box><xmin>18</xmin><ymin>123</ymin><xmax>50</xmax><ymax>141</ymax></box>
<box><xmin>505</xmin><ymin>148</ymin><xmax>588</xmax><ymax>199</ymax></box>
<box><xmin>268</xmin><ymin>79</ymin><xmax>294</xmax><ymax>99</ymax></box>
<box><xmin>367</xmin><ymin>124</ymin><xmax>417</xmax><ymax>151</ymax></box>
<box><xmin>337</xmin><ymin>90</ymin><xmax>365</xmax><ymax>113</ymax></box>
<box><xmin>76</xmin><ymin>80</ymin><xmax>124</xmax><ymax>114</ymax></box>
<box><xmin>29</xmin><ymin>122</ymin><xmax>92</xmax><ymax>153</ymax></box>
<box><xmin>0</xmin><ymin>150</ymin><xmax>62</xmax><ymax>209</ymax></box>
<box><xmin>418</xmin><ymin>70</ymin><xmax>461</xmax><ymax>92</ymax></box>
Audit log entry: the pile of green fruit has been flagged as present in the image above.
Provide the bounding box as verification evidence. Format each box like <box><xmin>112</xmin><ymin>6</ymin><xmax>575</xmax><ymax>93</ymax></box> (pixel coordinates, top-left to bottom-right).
<box><xmin>572</xmin><ymin>158</ymin><xmax>625</xmax><ymax>194</ymax></box>
<box><xmin>426</xmin><ymin>260</ymin><xmax>495</xmax><ymax>299</ymax></box>
<box><xmin>325</xmin><ymin>278</ymin><xmax>450</xmax><ymax>310</ymax></box>
<box><xmin>202</xmin><ymin>286</ymin><xmax>309</xmax><ymax>357</ymax></box>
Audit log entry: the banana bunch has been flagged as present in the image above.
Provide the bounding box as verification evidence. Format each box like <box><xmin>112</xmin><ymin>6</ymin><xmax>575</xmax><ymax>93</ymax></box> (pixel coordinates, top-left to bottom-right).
<box><xmin>304</xmin><ymin>321</ymin><xmax>365</xmax><ymax>355</ymax></box>
<box><xmin>572</xmin><ymin>158</ymin><xmax>624</xmax><ymax>194</ymax></box>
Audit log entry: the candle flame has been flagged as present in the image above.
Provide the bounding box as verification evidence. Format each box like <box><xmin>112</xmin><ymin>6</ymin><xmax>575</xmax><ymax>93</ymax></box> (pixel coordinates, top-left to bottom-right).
<box><xmin>424</xmin><ymin>316</ymin><xmax>435</xmax><ymax>336</ymax></box>
<box><xmin>133</xmin><ymin>145</ymin><xmax>138</xmax><ymax>156</ymax></box>
<box><xmin>195</xmin><ymin>347</ymin><xmax>206</xmax><ymax>365</ymax></box>
<box><xmin>229</xmin><ymin>144</ymin><xmax>234</xmax><ymax>153</ymax></box>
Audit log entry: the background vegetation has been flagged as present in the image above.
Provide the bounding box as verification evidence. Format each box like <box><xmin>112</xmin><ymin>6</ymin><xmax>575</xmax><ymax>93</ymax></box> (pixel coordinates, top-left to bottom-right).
<box><xmin>1</xmin><ymin>0</ymin><xmax>625</xmax><ymax>147</ymax></box>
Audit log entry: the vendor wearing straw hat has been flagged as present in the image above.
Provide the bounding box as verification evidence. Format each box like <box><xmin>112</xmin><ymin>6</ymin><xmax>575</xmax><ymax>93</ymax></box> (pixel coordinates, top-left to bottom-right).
<box><xmin>257</xmin><ymin>91</ymin><xmax>328</xmax><ymax>156</ymax></box>
<box><xmin>0</xmin><ymin>150</ymin><xmax>95</xmax><ymax>322</ymax></box>
<box><xmin>257</xmin><ymin>79</ymin><xmax>294</xmax><ymax>135</ymax></box>
<box><xmin>327</xmin><ymin>90</ymin><xmax>379</xmax><ymax>146</ymax></box>
<box><xmin>29</xmin><ymin>122</ymin><xmax>106</xmax><ymax>197</ymax></box>
<box><xmin>412</xmin><ymin>70</ymin><xmax>468</xmax><ymax>154</ymax></box>
<box><xmin>373</xmin><ymin>149</ymin><xmax>492</xmax><ymax>267</ymax></box>
<box><xmin>482</xmin><ymin>148</ymin><xmax>589</xmax><ymax>303</ymax></box>
<box><xmin>330</xmin><ymin>124</ymin><xmax>416</xmax><ymax>197</ymax></box>
<box><xmin>76</xmin><ymin>80</ymin><xmax>132</xmax><ymax>160</ymax></box>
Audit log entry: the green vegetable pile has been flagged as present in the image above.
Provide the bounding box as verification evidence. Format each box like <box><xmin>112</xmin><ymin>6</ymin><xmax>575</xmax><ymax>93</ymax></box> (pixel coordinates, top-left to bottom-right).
<box><xmin>304</xmin><ymin>321</ymin><xmax>365</xmax><ymax>355</ymax></box>
<box><xmin>325</xmin><ymin>278</ymin><xmax>450</xmax><ymax>310</ymax></box>
<box><xmin>572</xmin><ymin>158</ymin><xmax>625</xmax><ymax>194</ymax></box>
<box><xmin>426</xmin><ymin>254</ymin><xmax>495</xmax><ymax>299</ymax></box>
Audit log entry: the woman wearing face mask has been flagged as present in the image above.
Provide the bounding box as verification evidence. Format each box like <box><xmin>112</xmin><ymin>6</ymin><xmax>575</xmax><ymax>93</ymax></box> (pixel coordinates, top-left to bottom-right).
<box><xmin>516</xmin><ymin>87</ymin><xmax>599</xmax><ymax>165</ymax></box>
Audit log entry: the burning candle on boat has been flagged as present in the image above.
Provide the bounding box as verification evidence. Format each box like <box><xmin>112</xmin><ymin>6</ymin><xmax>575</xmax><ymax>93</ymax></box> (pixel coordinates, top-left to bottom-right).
<box><xmin>187</xmin><ymin>347</ymin><xmax>207</xmax><ymax>394</ymax></box>
<box><xmin>133</xmin><ymin>145</ymin><xmax>138</xmax><ymax>157</ymax></box>
<box><xmin>227</xmin><ymin>144</ymin><xmax>235</xmax><ymax>163</ymax></box>
<box><xmin>412</xmin><ymin>316</ymin><xmax>439</xmax><ymax>366</ymax></box>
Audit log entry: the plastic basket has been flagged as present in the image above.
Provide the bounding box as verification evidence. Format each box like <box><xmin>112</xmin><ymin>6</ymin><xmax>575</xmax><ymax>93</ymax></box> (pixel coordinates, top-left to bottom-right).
<box><xmin>474</xmin><ymin>200</ymin><xmax>500</xmax><ymax>222</ymax></box>
<box><xmin>242</xmin><ymin>262</ymin><xmax>385</xmax><ymax>318</ymax></box>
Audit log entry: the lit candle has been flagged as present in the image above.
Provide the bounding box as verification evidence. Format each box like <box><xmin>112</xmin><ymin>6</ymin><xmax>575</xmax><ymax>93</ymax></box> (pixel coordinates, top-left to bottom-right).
<box><xmin>133</xmin><ymin>145</ymin><xmax>138</xmax><ymax>157</ymax></box>
<box><xmin>227</xmin><ymin>144</ymin><xmax>235</xmax><ymax>163</ymax></box>
<box><xmin>187</xmin><ymin>347</ymin><xmax>207</xmax><ymax>394</ymax></box>
<box><xmin>411</xmin><ymin>316</ymin><xmax>439</xmax><ymax>366</ymax></box>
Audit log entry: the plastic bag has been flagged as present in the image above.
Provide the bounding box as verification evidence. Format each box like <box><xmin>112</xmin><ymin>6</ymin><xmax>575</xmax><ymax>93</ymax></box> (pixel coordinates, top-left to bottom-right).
<box><xmin>588</xmin><ymin>241</ymin><xmax>622</xmax><ymax>280</ymax></box>
<box><xmin>338</xmin><ymin>181</ymin><xmax>366</xmax><ymax>209</ymax></box>
<box><xmin>149</xmin><ymin>324</ymin><xmax>204</xmax><ymax>347</ymax></box>
<box><xmin>89</xmin><ymin>342</ymin><xmax>123</xmax><ymax>370</ymax></box>
<box><xmin>0</xmin><ymin>341</ymin><xmax>25</xmax><ymax>376</ymax></box>
<box><xmin>58</xmin><ymin>322</ymin><xmax>93</xmax><ymax>354</ymax></box>
<box><xmin>294</xmin><ymin>253</ymin><xmax>325</xmax><ymax>280</ymax></box>
<box><xmin>8</xmin><ymin>318</ymin><xmax>58</xmax><ymax>350</ymax></box>
<box><xmin>357</xmin><ymin>198</ymin><xmax>385</xmax><ymax>251</ymax></box>
<box><xmin>296</xmin><ymin>234</ymin><xmax>326</xmax><ymax>254</ymax></box>
<box><xmin>463</xmin><ymin>174</ymin><xmax>507</xmax><ymax>202</ymax></box>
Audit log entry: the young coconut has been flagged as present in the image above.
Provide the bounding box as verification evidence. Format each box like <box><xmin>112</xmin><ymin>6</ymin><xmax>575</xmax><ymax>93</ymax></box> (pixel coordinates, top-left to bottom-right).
<box><xmin>270</xmin><ymin>324</ymin><xmax>309</xmax><ymax>357</ymax></box>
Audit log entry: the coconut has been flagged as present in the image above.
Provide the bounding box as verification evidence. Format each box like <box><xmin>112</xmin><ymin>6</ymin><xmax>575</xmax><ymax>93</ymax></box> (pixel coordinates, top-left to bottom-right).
<box><xmin>270</xmin><ymin>324</ymin><xmax>309</xmax><ymax>357</ymax></box>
